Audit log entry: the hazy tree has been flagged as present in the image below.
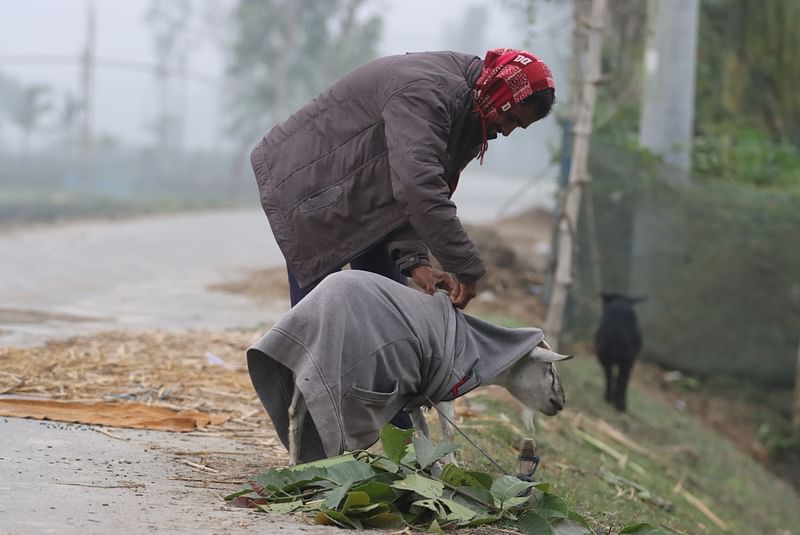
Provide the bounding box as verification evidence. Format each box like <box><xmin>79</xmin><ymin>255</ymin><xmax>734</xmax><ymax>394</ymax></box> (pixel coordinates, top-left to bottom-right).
<box><xmin>502</xmin><ymin>0</ymin><xmax>571</xmax><ymax>51</ymax></box>
<box><xmin>595</xmin><ymin>1</ymin><xmax>647</xmax><ymax>133</ymax></box>
<box><xmin>502</xmin><ymin>0</ymin><xmax>540</xmax><ymax>49</ymax></box>
<box><xmin>0</xmin><ymin>74</ymin><xmax>24</xmax><ymax>114</ymax></box>
<box><xmin>585</xmin><ymin>0</ymin><xmax>800</xmax><ymax>150</ymax></box>
<box><xmin>9</xmin><ymin>85</ymin><xmax>52</xmax><ymax>153</ymax></box>
<box><xmin>57</xmin><ymin>92</ymin><xmax>82</xmax><ymax>149</ymax></box>
<box><xmin>145</xmin><ymin>0</ymin><xmax>193</xmax><ymax>153</ymax></box>
<box><xmin>444</xmin><ymin>5</ymin><xmax>489</xmax><ymax>57</ymax></box>
<box><xmin>223</xmin><ymin>0</ymin><xmax>382</xmax><ymax>199</ymax></box>
<box><xmin>225</xmin><ymin>0</ymin><xmax>382</xmax><ymax>140</ymax></box>
<box><xmin>697</xmin><ymin>0</ymin><xmax>800</xmax><ymax>147</ymax></box>
<box><xmin>0</xmin><ymin>72</ymin><xmax>25</xmax><ymax>152</ymax></box>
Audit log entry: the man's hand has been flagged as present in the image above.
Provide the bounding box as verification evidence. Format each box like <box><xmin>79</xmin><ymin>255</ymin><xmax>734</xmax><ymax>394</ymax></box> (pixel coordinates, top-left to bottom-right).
<box><xmin>450</xmin><ymin>280</ymin><xmax>478</xmax><ymax>309</ymax></box>
<box><xmin>410</xmin><ymin>265</ymin><xmax>457</xmax><ymax>294</ymax></box>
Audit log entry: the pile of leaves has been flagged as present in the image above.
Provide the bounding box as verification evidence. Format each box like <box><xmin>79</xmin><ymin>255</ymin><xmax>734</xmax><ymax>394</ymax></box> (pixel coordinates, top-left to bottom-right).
<box><xmin>226</xmin><ymin>424</ymin><xmax>596</xmax><ymax>533</ymax></box>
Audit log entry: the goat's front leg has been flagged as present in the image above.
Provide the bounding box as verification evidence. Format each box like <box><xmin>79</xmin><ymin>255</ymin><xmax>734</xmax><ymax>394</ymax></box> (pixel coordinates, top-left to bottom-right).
<box><xmin>288</xmin><ymin>386</ymin><xmax>307</xmax><ymax>465</ymax></box>
<box><xmin>522</xmin><ymin>408</ymin><xmax>537</xmax><ymax>432</ymax></box>
<box><xmin>437</xmin><ymin>400</ymin><xmax>458</xmax><ymax>466</ymax></box>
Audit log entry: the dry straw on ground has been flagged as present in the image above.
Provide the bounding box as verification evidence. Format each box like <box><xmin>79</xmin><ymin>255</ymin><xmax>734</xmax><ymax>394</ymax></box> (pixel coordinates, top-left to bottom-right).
<box><xmin>0</xmin><ymin>329</ymin><xmax>286</xmax><ymax>458</ymax></box>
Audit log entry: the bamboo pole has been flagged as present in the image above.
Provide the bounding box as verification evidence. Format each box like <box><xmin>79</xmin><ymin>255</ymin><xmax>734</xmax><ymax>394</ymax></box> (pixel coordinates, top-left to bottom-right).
<box><xmin>545</xmin><ymin>0</ymin><xmax>607</xmax><ymax>351</ymax></box>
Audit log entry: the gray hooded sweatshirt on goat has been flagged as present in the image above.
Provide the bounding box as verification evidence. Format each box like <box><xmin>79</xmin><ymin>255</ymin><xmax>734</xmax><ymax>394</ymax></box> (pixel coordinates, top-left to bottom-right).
<box><xmin>247</xmin><ymin>270</ymin><xmax>543</xmax><ymax>462</ymax></box>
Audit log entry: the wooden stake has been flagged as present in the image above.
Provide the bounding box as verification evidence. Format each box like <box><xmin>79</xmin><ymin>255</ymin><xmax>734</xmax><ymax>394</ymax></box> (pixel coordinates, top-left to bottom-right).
<box><xmin>517</xmin><ymin>437</ymin><xmax>538</xmax><ymax>479</ymax></box>
<box><xmin>545</xmin><ymin>0</ymin><xmax>607</xmax><ymax>351</ymax></box>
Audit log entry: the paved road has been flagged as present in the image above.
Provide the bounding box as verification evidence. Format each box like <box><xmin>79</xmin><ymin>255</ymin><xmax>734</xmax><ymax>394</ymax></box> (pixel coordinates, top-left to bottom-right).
<box><xmin>0</xmin><ymin>209</ymin><xmax>289</xmax><ymax>346</ymax></box>
<box><xmin>0</xmin><ymin>417</ymin><xmax>384</xmax><ymax>535</ymax></box>
<box><xmin>0</xmin><ymin>171</ymin><xmax>554</xmax><ymax>347</ymax></box>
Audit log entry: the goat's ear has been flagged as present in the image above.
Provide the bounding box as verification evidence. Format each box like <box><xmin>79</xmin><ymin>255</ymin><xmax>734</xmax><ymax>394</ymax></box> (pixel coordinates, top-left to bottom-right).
<box><xmin>530</xmin><ymin>347</ymin><xmax>573</xmax><ymax>362</ymax></box>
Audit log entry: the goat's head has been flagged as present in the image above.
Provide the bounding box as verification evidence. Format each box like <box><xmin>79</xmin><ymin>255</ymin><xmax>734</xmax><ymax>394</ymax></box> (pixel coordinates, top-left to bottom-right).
<box><xmin>494</xmin><ymin>346</ymin><xmax>572</xmax><ymax>417</ymax></box>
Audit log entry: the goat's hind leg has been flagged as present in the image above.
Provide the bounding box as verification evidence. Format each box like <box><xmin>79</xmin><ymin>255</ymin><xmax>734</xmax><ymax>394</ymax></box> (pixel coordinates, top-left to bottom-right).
<box><xmin>437</xmin><ymin>401</ymin><xmax>458</xmax><ymax>466</ymax></box>
<box><xmin>288</xmin><ymin>385</ymin><xmax>307</xmax><ymax>465</ymax></box>
<box><xmin>614</xmin><ymin>360</ymin><xmax>633</xmax><ymax>412</ymax></box>
<box><xmin>602</xmin><ymin>361</ymin><xmax>615</xmax><ymax>404</ymax></box>
<box><xmin>410</xmin><ymin>404</ymin><xmax>458</xmax><ymax>466</ymax></box>
<box><xmin>409</xmin><ymin>407</ymin><xmax>430</xmax><ymax>439</ymax></box>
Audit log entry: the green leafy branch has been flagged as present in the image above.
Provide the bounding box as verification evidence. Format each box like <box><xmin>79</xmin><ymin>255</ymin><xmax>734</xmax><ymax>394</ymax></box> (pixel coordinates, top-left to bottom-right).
<box><xmin>224</xmin><ymin>424</ymin><xmax>599</xmax><ymax>534</ymax></box>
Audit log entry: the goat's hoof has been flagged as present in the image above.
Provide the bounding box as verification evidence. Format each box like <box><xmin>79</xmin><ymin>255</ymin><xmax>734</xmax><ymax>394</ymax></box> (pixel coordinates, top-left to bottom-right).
<box><xmin>441</xmin><ymin>454</ymin><xmax>458</xmax><ymax>467</ymax></box>
<box><xmin>430</xmin><ymin>461</ymin><xmax>445</xmax><ymax>478</ymax></box>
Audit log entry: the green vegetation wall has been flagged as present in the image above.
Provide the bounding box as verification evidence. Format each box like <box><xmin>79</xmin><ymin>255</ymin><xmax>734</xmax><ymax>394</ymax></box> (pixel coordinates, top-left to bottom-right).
<box><xmin>565</xmin><ymin>139</ymin><xmax>800</xmax><ymax>385</ymax></box>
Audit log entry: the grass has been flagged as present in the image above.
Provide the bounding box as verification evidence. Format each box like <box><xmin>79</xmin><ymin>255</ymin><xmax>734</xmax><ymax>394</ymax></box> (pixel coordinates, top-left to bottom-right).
<box><xmin>428</xmin><ymin>353</ymin><xmax>800</xmax><ymax>535</ymax></box>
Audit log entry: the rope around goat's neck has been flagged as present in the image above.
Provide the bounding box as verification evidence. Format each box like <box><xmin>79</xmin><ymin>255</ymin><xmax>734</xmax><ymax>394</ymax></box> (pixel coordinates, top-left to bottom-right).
<box><xmin>422</xmin><ymin>394</ymin><xmax>511</xmax><ymax>476</ymax></box>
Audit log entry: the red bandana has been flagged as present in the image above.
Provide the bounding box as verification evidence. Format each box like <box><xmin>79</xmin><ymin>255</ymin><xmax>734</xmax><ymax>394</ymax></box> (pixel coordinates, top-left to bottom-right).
<box><xmin>474</xmin><ymin>48</ymin><xmax>555</xmax><ymax>163</ymax></box>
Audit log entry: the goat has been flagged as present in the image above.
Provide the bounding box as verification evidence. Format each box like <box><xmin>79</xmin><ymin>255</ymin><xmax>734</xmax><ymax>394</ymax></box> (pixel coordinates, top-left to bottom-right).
<box><xmin>594</xmin><ymin>292</ymin><xmax>645</xmax><ymax>412</ymax></box>
<box><xmin>288</xmin><ymin>345</ymin><xmax>571</xmax><ymax>465</ymax></box>
<box><xmin>245</xmin><ymin>270</ymin><xmax>571</xmax><ymax>466</ymax></box>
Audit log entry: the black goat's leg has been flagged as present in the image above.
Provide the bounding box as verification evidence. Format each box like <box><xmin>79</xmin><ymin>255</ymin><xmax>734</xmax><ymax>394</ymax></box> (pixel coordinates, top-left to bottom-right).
<box><xmin>615</xmin><ymin>360</ymin><xmax>634</xmax><ymax>412</ymax></box>
<box><xmin>602</xmin><ymin>362</ymin><xmax>615</xmax><ymax>404</ymax></box>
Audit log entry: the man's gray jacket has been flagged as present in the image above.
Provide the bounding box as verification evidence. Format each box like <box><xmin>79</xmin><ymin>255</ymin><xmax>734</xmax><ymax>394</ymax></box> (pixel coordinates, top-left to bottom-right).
<box><xmin>247</xmin><ymin>271</ymin><xmax>543</xmax><ymax>462</ymax></box>
<box><xmin>250</xmin><ymin>51</ymin><xmax>487</xmax><ymax>289</ymax></box>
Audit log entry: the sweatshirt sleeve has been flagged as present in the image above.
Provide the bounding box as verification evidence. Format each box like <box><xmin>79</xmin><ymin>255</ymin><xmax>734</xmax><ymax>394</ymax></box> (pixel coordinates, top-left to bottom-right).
<box><xmin>381</xmin><ymin>83</ymin><xmax>486</xmax><ymax>283</ymax></box>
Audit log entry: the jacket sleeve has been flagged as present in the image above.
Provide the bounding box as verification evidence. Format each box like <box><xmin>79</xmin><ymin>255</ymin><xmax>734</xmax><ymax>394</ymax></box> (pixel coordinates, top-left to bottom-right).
<box><xmin>381</xmin><ymin>84</ymin><xmax>486</xmax><ymax>283</ymax></box>
<box><xmin>383</xmin><ymin>224</ymin><xmax>431</xmax><ymax>275</ymax></box>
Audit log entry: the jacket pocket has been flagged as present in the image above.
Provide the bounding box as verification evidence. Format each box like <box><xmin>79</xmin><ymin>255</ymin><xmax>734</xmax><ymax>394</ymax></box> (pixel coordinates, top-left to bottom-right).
<box><xmin>299</xmin><ymin>185</ymin><xmax>343</xmax><ymax>214</ymax></box>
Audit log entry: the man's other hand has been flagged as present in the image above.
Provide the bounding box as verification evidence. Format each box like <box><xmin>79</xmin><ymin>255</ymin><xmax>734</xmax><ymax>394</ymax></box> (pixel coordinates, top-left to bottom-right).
<box><xmin>411</xmin><ymin>265</ymin><xmax>457</xmax><ymax>294</ymax></box>
<box><xmin>451</xmin><ymin>280</ymin><xmax>478</xmax><ymax>309</ymax></box>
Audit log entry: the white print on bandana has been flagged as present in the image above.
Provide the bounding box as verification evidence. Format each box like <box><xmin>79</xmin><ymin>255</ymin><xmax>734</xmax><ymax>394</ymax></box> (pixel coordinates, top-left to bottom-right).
<box><xmin>514</xmin><ymin>54</ymin><xmax>533</xmax><ymax>66</ymax></box>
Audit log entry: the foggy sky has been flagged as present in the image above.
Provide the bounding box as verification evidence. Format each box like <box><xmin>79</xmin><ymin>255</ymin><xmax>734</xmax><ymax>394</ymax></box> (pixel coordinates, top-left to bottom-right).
<box><xmin>0</xmin><ymin>0</ymin><xmax>571</xmax><ymax>165</ymax></box>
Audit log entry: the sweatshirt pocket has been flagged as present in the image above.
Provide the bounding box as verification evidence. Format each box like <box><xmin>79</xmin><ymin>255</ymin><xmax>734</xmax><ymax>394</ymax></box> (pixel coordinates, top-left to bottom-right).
<box><xmin>345</xmin><ymin>381</ymin><xmax>399</xmax><ymax>403</ymax></box>
<box><xmin>341</xmin><ymin>381</ymin><xmax>400</xmax><ymax>450</ymax></box>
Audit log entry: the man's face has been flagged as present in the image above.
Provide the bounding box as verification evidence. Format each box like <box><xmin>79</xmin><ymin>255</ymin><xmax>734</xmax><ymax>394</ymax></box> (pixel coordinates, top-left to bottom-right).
<box><xmin>487</xmin><ymin>101</ymin><xmax>542</xmax><ymax>139</ymax></box>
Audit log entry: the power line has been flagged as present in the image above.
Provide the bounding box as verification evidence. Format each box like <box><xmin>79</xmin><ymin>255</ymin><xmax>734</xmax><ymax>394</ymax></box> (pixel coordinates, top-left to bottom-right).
<box><xmin>0</xmin><ymin>54</ymin><xmax>222</xmax><ymax>86</ymax></box>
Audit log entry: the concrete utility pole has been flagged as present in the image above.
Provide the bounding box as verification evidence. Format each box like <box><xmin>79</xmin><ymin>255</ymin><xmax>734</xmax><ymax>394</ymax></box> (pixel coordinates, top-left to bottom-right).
<box><xmin>78</xmin><ymin>0</ymin><xmax>96</xmax><ymax>187</ymax></box>
<box><xmin>638</xmin><ymin>0</ymin><xmax>699</xmax><ymax>178</ymax></box>
<box><xmin>545</xmin><ymin>0</ymin><xmax>606</xmax><ymax>351</ymax></box>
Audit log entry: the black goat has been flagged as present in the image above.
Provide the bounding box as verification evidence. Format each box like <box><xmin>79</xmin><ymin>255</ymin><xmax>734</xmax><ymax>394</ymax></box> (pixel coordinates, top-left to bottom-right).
<box><xmin>594</xmin><ymin>293</ymin><xmax>645</xmax><ymax>412</ymax></box>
